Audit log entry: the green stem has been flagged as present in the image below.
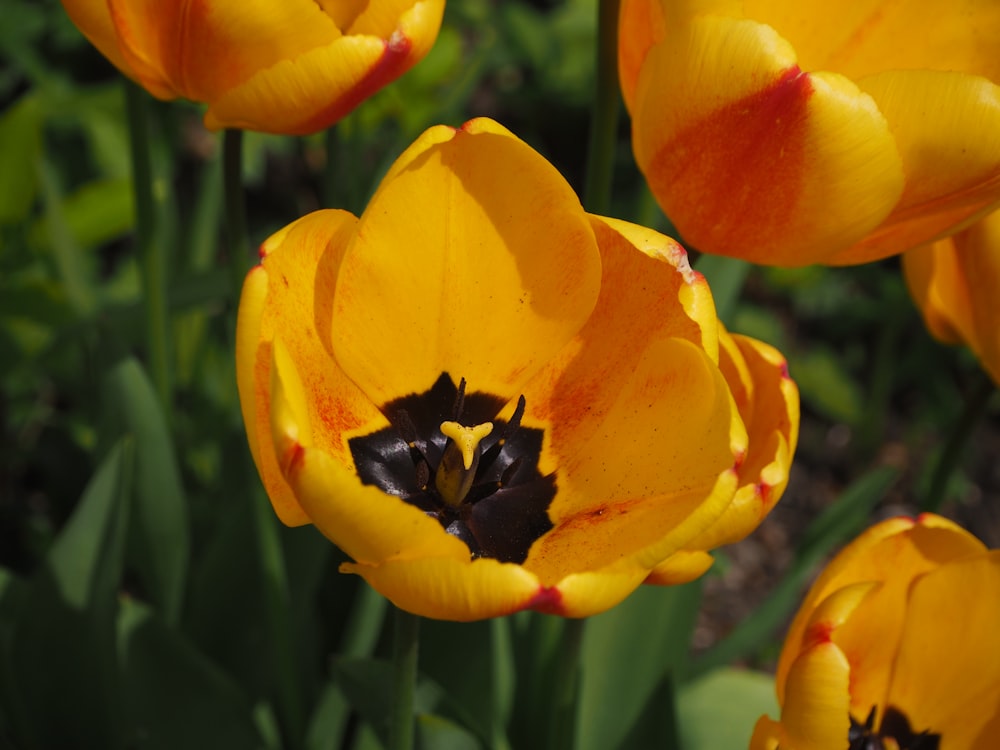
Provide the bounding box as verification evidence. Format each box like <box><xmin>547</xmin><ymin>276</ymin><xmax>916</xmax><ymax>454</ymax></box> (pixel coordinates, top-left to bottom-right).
<box><xmin>547</xmin><ymin>618</ymin><xmax>586</xmax><ymax>750</ymax></box>
<box><xmin>251</xmin><ymin>489</ymin><xmax>305</xmax><ymax>750</ymax></box>
<box><xmin>922</xmin><ymin>371</ymin><xmax>995</xmax><ymax>512</ymax></box>
<box><xmin>223</xmin><ymin>129</ymin><xmax>249</xmax><ymax>305</ymax></box>
<box><xmin>388</xmin><ymin>607</ymin><xmax>421</xmax><ymax>750</ymax></box>
<box><xmin>490</xmin><ymin>617</ymin><xmax>514</xmax><ymax>750</ymax></box>
<box><xmin>125</xmin><ymin>82</ymin><xmax>171</xmax><ymax>414</ymax></box>
<box><xmin>583</xmin><ymin>0</ymin><xmax>622</xmax><ymax>214</ymax></box>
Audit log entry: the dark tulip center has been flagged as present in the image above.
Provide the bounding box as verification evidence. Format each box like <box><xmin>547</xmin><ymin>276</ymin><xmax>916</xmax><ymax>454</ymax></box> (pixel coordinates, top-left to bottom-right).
<box><xmin>849</xmin><ymin>705</ymin><xmax>940</xmax><ymax>750</ymax></box>
<box><xmin>348</xmin><ymin>373</ymin><xmax>555</xmax><ymax>563</ymax></box>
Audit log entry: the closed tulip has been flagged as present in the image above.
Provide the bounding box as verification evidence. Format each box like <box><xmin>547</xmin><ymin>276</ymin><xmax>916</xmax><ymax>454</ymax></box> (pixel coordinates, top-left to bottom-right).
<box><xmin>235</xmin><ymin>118</ymin><xmax>799</xmax><ymax>620</ymax></box>
<box><xmin>904</xmin><ymin>209</ymin><xmax>1000</xmax><ymax>386</ymax></box>
<box><xmin>60</xmin><ymin>0</ymin><xmax>444</xmax><ymax>135</ymax></box>
<box><xmin>619</xmin><ymin>0</ymin><xmax>1000</xmax><ymax>266</ymax></box>
<box><xmin>751</xmin><ymin>513</ymin><xmax>1000</xmax><ymax>749</ymax></box>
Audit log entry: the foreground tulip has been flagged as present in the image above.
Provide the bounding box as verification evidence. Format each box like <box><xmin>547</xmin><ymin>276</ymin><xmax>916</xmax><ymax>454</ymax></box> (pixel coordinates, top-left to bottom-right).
<box><xmin>904</xmin><ymin>209</ymin><xmax>1000</xmax><ymax>386</ymax></box>
<box><xmin>235</xmin><ymin>118</ymin><xmax>798</xmax><ymax>620</ymax></box>
<box><xmin>619</xmin><ymin>0</ymin><xmax>1000</xmax><ymax>266</ymax></box>
<box><xmin>59</xmin><ymin>0</ymin><xmax>444</xmax><ymax>134</ymax></box>
<box><xmin>751</xmin><ymin>514</ymin><xmax>1000</xmax><ymax>750</ymax></box>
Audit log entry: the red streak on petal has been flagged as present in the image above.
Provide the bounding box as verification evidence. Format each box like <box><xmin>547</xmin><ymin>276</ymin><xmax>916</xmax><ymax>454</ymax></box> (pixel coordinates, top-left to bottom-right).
<box><xmin>280</xmin><ymin>441</ymin><xmax>306</xmax><ymax>478</ymax></box>
<box><xmin>779</xmin><ymin>359</ymin><xmax>791</xmax><ymax>379</ymax></box>
<box><xmin>650</xmin><ymin>67</ymin><xmax>813</xmax><ymax>256</ymax></box>
<box><xmin>805</xmin><ymin>620</ymin><xmax>835</xmax><ymax>648</ymax></box>
<box><xmin>527</xmin><ymin>585</ymin><xmax>564</xmax><ymax>615</ymax></box>
<box><xmin>296</xmin><ymin>31</ymin><xmax>414</xmax><ymax>134</ymax></box>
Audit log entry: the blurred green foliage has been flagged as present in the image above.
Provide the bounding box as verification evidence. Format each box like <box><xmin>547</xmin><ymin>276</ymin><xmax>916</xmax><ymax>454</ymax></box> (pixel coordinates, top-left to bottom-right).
<box><xmin>1</xmin><ymin>1</ymin><xmax>997</xmax><ymax>749</ymax></box>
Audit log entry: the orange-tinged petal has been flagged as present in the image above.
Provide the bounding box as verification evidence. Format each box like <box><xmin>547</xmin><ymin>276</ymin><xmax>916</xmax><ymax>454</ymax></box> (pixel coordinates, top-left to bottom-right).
<box><xmin>835</xmin><ymin>71</ymin><xmax>1000</xmax><ymax>264</ymax></box>
<box><xmin>546</xmin><ymin>560</ymin><xmax>653</xmax><ymax>618</ymax></box>
<box><xmin>617</xmin><ymin>0</ymin><xmax>665</xmax><ymax>112</ymax></box>
<box><xmin>269</xmin><ymin>338</ymin><xmax>464</xmax><ymax>566</ymax></box>
<box><xmin>683</xmin><ymin>331</ymin><xmax>799</xmax><ymax>550</ymax></box>
<box><xmin>886</xmin><ymin>552</ymin><xmax>1000</xmax><ymax>749</ymax></box>
<box><xmin>107</xmin><ymin>0</ymin><xmax>341</xmax><ymax>103</ymax></box>
<box><xmin>749</xmin><ymin>715</ymin><xmax>783</xmax><ymax>750</ymax></box>
<box><xmin>775</xmin><ymin>516</ymin><xmax>986</xmax><ymax>706</ymax></box>
<box><xmin>904</xmin><ymin>211</ymin><xmax>1000</xmax><ymax>385</ymax></box>
<box><xmin>331</xmin><ymin>119</ymin><xmax>601</xmax><ymax>408</ymax></box>
<box><xmin>342</xmin><ymin>556</ymin><xmax>545</xmax><ymax>622</ymax></box>
<box><xmin>780</xmin><ymin>640</ymin><xmax>852</xmax><ymax>750</ymax></box>
<box><xmin>236</xmin><ymin>210</ymin><xmax>387</xmax><ymax>526</ymax></box>
<box><xmin>643</xmin><ymin>549</ymin><xmax>715</xmax><ymax>585</ymax></box>
<box><xmin>205</xmin><ymin>1</ymin><xmax>445</xmax><ymax>134</ymax></box>
<box><xmin>631</xmin><ymin>15</ymin><xmax>904</xmax><ymax>266</ymax></box>
<box><xmin>741</xmin><ymin>0</ymin><xmax>1000</xmax><ymax>82</ymax></box>
<box><xmin>59</xmin><ymin>0</ymin><xmax>133</xmax><ymax>79</ymax></box>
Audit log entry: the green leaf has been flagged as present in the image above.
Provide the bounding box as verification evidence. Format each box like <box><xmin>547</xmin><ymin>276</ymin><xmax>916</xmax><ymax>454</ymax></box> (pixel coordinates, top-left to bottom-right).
<box><xmin>677</xmin><ymin>669</ymin><xmax>778</xmax><ymax>750</ymax></box>
<box><xmin>0</xmin><ymin>94</ymin><xmax>42</xmax><ymax>226</ymax></box>
<box><xmin>416</xmin><ymin>713</ymin><xmax>483</xmax><ymax>750</ymax></box>
<box><xmin>102</xmin><ymin>357</ymin><xmax>189</xmax><ymax>625</ymax></box>
<box><xmin>790</xmin><ymin>347</ymin><xmax>865</xmax><ymax>426</ymax></box>
<box><xmin>690</xmin><ymin>466</ymin><xmax>899</xmax><ymax>677</ymax></box>
<box><xmin>4</xmin><ymin>440</ymin><xmax>134</xmax><ymax>749</ymax></box>
<box><xmin>118</xmin><ymin>598</ymin><xmax>266</xmax><ymax>750</ymax></box>
<box><xmin>28</xmin><ymin>177</ymin><xmax>134</xmax><ymax>250</ymax></box>
<box><xmin>575</xmin><ymin>582</ymin><xmax>702</xmax><ymax>750</ymax></box>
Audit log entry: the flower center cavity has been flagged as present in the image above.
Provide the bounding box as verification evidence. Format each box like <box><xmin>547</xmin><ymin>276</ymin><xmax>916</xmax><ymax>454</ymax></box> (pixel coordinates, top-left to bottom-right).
<box><xmin>849</xmin><ymin>706</ymin><xmax>940</xmax><ymax>750</ymax></box>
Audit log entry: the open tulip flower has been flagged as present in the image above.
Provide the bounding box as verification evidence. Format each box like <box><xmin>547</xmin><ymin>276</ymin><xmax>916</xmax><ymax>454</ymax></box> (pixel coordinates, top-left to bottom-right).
<box><xmin>235</xmin><ymin>117</ymin><xmax>799</xmax><ymax>621</ymax></box>
<box><xmin>751</xmin><ymin>514</ymin><xmax>1000</xmax><ymax>750</ymax></box>
<box><xmin>904</xmin><ymin>209</ymin><xmax>1000</xmax><ymax>387</ymax></box>
<box><xmin>619</xmin><ymin>0</ymin><xmax>1000</xmax><ymax>267</ymax></box>
<box><xmin>59</xmin><ymin>0</ymin><xmax>444</xmax><ymax>135</ymax></box>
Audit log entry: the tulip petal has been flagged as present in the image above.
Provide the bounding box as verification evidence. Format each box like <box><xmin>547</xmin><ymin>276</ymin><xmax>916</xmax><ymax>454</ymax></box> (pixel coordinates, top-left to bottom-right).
<box><xmin>836</xmin><ymin>70</ymin><xmax>1000</xmax><ymax>264</ymax></box>
<box><xmin>236</xmin><ymin>210</ymin><xmax>387</xmax><ymax>526</ymax></box>
<box><xmin>617</xmin><ymin>0</ymin><xmax>665</xmax><ymax>111</ymax></box>
<box><xmin>331</xmin><ymin>119</ymin><xmax>601</xmax><ymax>409</ymax></box>
<box><xmin>776</xmin><ymin>517</ymin><xmax>987</xmax><ymax>708</ymax></box>
<box><xmin>205</xmin><ymin>1</ymin><xmax>445</xmax><ymax>134</ymax></box>
<box><xmin>886</xmin><ymin>551</ymin><xmax>1000</xmax><ymax>749</ymax></box>
<box><xmin>904</xmin><ymin>210</ymin><xmax>1000</xmax><ymax>385</ymax></box>
<box><xmin>643</xmin><ymin>549</ymin><xmax>715</xmax><ymax>585</ymax></box>
<box><xmin>682</xmin><ymin>331</ymin><xmax>799</xmax><ymax>550</ymax></box>
<box><xmin>59</xmin><ymin>0</ymin><xmax>134</xmax><ymax>79</ymax></box>
<box><xmin>781</xmin><ymin>640</ymin><xmax>852</xmax><ymax>750</ymax></box>
<box><xmin>107</xmin><ymin>0</ymin><xmax>342</xmax><ymax>103</ymax></box>
<box><xmin>631</xmin><ymin>14</ymin><xmax>904</xmax><ymax>265</ymax></box>
<box><xmin>342</xmin><ymin>556</ymin><xmax>545</xmax><ymax>622</ymax></box>
<box><xmin>269</xmin><ymin>338</ymin><xmax>466</xmax><ymax>566</ymax></box>
<box><xmin>740</xmin><ymin>0</ymin><xmax>1000</xmax><ymax>82</ymax></box>
<box><xmin>748</xmin><ymin>716</ymin><xmax>783</xmax><ymax>750</ymax></box>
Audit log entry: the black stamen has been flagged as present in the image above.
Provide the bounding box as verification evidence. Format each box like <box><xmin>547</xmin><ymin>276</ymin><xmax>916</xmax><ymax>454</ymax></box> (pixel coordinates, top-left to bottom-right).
<box><xmin>452</xmin><ymin>377</ymin><xmax>467</xmax><ymax>420</ymax></box>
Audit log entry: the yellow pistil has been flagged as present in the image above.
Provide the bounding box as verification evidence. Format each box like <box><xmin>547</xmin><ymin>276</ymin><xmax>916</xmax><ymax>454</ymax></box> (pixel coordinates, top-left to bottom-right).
<box><xmin>436</xmin><ymin>421</ymin><xmax>493</xmax><ymax>506</ymax></box>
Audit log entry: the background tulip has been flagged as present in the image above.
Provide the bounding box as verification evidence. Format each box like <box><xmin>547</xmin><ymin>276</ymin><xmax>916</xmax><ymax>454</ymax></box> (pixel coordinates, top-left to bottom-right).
<box><xmin>751</xmin><ymin>514</ymin><xmax>1000</xmax><ymax>749</ymax></box>
<box><xmin>904</xmin><ymin>209</ymin><xmax>1000</xmax><ymax>387</ymax></box>
<box><xmin>59</xmin><ymin>0</ymin><xmax>445</xmax><ymax>134</ymax></box>
<box><xmin>236</xmin><ymin>118</ymin><xmax>799</xmax><ymax>620</ymax></box>
<box><xmin>619</xmin><ymin>0</ymin><xmax>1000</xmax><ymax>266</ymax></box>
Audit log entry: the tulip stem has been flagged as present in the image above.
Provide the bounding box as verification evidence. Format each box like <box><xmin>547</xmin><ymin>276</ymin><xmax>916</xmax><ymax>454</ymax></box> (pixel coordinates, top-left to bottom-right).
<box><xmin>547</xmin><ymin>617</ymin><xmax>586</xmax><ymax>750</ymax></box>
<box><xmin>388</xmin><ymin>607</ymin><xmax>421</xmax><ymax>750</ymax></box>
<box><xmin>223</xmin><ymin>128</ymin><xmax>249</xmax><ymax>307</ymax></box>
<box><xmin>124</xmin><ymin>82</ymin><xmax>171</xmax><ymax>415</ymax></box>
<box><xmin>583</xmin><ymin>0</ymin><xmax>621</xmax><ymax>214</ymax></box>
<box><xmin>922</xmin><ymin>371</ymin><xmax>995</xmax><ymax>512</ymax></box>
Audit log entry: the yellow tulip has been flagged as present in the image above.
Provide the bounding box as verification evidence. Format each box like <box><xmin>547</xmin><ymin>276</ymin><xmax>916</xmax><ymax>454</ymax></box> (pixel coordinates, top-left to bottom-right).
<box><xmin>619</xmin><ymin>0</ymin><xmax>1000</xmax><ymax>267</ymax></box>
<box><xmin>751</xmin><ymin>513</ymin><xmax>1000</xmax><ymax>749</ymax></box>
<box><xmin>59</xmin><ymin>0</ymin><xmax>444</xmax><ymax>135</ymax></box>
<box><xmin>904</xmin><ymin>209</ymin><xmax>1000</xmax><ymax>386</ymax></box>
<box><xmin>235</xmin><ymin>118</ymin><xmax>800</xmax><ymax>620</ymax></box>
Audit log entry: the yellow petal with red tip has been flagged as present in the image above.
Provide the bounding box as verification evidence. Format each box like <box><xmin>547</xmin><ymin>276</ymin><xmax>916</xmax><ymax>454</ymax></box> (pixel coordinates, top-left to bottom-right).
<box><xmin>546</xmin><ymin>561</ymin><xmax>654</xmax><ymax>618</ymax></box>
<box><xmin>269</xmin><ymin>338</ymin><xmax>463</xmax><ymax>566</ymax></box>
<box><xmin>835</xmin><ymin>71</ymin><xmax>1000</xmax><ymax>264</ymax></box>
<box><xmin>887</xmin><ymin>551</ymin><xmax>1000</xmax><ymax>749</ymax></box>
<box><xmin>775</xmin><ymin>516</ymin><xmax>986</xmax><ymax>706</ymax></box>
<box><xmin>236</xmin><ymin>210</ymin><xmax>386</xmax><ymax>526</ymax></box>
<box><xmin>741</xmin><ymin>0</ymin><xmax>1000</xmax><ymax>82</ymax></box>
<box><xmin>332</xmin><ymin>119</ymin><xmax>601</xmax><ymax>408</ymax></box>
<box><xmin>643</xmin><ymin>550</ymin><xmax>715</xmax><ymax>586</ymax></box>
<box><xmin>107</xmin><ymin>0</ymin><xmax>342</xmax><ymax>102</ymax></box>
<box><xmin>630</xmin><ymin>15</ymin><xmax>905</xmax><ymax>266</ymax></box>
<box><xmin>683</xmin><ymin>331</ymin><xmax>799</xmax><ymax>551</ymax></box>
<box><xmin>780</xmin><ymin>640</ymin><xmax>852</xmax><ymax>750</ymax></box>
<box><xmin>206</xmin><ymin>1</ymin><xmax>445</xmax><ymax>134</ymax></box>
<box><xmin>904</xmin><ymin>211</ymin><xmax>1000</xmax><ymax>386</ymax></box>
<box><xmin>342</xmin><ymin>556</ymin><xmax>545</xmax><ymax>622</ymax></box>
